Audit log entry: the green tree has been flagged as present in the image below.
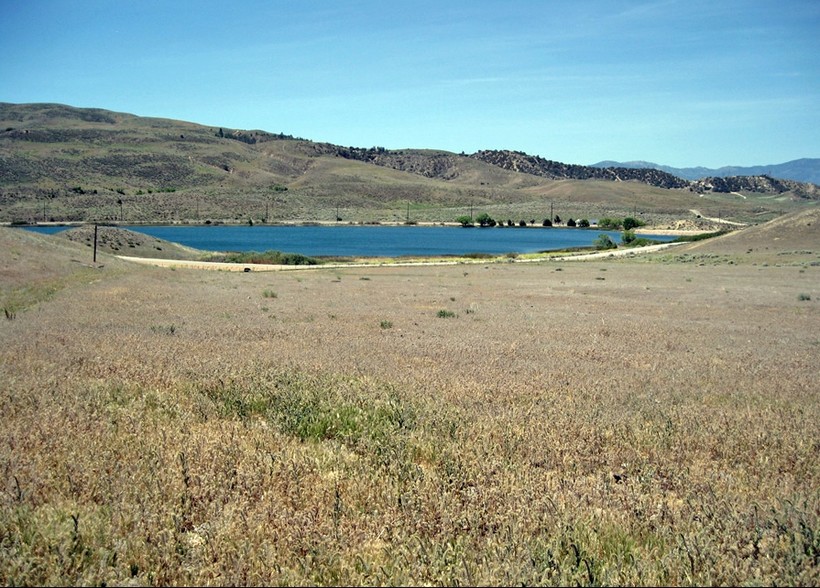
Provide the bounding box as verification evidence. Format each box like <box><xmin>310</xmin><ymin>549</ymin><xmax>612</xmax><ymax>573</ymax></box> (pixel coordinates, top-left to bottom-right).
<box><xmin>623</xmin><ymin>217</ymin><xmax>643</xmax><ymax>230</ymax></box>
<box><xmin>455</xmin><ymin>215</ymin><xmax>474</xmax><ymax>227</ymax></box>
<box><xmin>597</xmin><ymin>217</ymin><xmax>621</xmax><ymax>230</ymax></box>
<box><xmin>475</xmin><ymin>212</ymin><xmax>495</xmax><ymax>227</ymax></box>
<box><xmin>621</xmin><ymin>229</ymin><xmax>636</xmax><ymax>244</ymax></box>
<box><xmin>578</xmin><ymin>218</ymin><xmax>590</xmax><ymax>228</ymax></box>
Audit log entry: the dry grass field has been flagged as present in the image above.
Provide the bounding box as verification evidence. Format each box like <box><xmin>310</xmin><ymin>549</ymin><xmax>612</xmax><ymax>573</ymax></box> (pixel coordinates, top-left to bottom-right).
<box><xmin>1</xmin><ymin>210</ymin><xmax>818</xmax><ymax>586</ymax></box>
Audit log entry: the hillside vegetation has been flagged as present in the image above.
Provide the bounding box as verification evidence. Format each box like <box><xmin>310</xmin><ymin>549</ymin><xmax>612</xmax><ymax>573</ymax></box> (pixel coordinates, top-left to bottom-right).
<box><xmin>1</xmin><ymin>103</ymin><xmax>816</xmax><ymax>226</ymax></box>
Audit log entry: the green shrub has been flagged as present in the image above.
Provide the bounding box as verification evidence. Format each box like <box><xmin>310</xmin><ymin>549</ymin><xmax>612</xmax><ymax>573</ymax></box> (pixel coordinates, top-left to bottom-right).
<box><xmin>437</xmin><ymin>309</ymin><xmax>457</xmax><ymax>318</ymax></box>
<box><xmin>150</xmin><ymin>323</ymin><xmax>177</xmax><ymax>335</ymax></box>
<box><xmin>594</xmin><ymin>234</ymin><xmax>617</xmax><ymax>250</ymax></box>
<box><xmin>624</xmin><ymin>237</ymin><xmax>656</xmax><ymax>247</ymax></box>
<box><xmin>218</xmin><ymin>250</ymin><xmax>320</xmax><ymax>266</ymax></box>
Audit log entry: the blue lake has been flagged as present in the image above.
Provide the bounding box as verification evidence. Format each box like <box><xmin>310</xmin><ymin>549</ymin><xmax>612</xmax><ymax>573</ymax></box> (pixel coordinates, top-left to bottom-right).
<box><xmin>21</xmin><ymin>224</ymin><xmax>676</xmax><ymax>257</ymax></box>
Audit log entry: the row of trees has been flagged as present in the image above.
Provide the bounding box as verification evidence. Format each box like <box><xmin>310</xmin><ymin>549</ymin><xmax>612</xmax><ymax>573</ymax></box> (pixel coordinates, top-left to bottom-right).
<box><xmin>455</xmin><ymin>212</ymin><xmax>652</xmax><ymax>252</ymax></box>
<box><xmin>456</xmin><ymin>213</ymin><xmax>644</xmax><ymax>230</ymax></box>
<box><xmin>596</xmin><ymin>217</ymin><xmax>645</xmax><ymax>230</ymax></box>
<box><xmin>456</xmin><ymin>213</ymin><xmax>561</xmax><ymax>228</ymax></box>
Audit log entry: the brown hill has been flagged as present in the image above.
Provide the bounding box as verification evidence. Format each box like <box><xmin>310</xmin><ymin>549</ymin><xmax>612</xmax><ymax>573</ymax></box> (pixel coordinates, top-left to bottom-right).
<box><xmin>673</xmin><ymin>207</ymin><xmax>820</xmax><ymax>265</ymax></box>
<box><xmin>1</xmin><ymin>102</ymin><xmax>816</xmax><ymax>226</ymax></box>
<box><xmin>56</xmin><ymin>225</ymin><xmax>207</xmax><ymax>260</ymax></box>
<box><xmin>0</xmin><ymin>225</ymin><xmax>126</xmax><ymax>317</ymax></box>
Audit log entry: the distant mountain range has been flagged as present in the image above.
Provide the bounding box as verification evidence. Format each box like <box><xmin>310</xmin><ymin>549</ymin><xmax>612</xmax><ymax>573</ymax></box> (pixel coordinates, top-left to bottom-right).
<box><xmin>590</xmin><ymin>159</ymin><xmax>820</xmax><ymax>185</ymax></box>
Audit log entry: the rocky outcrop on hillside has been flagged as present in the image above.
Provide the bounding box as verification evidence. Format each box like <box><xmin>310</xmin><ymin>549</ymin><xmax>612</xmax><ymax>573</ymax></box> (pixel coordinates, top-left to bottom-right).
<box><xmin>470</xmin><ymin>150</ymin><xmax>818</xmax><ymax>197</ymax></box>
<box><xmin>332</xmin><ymin>145</ymin><xmax>693</xmax><ymax>186</ymax></box>
<box><xmin>331</xmin><ymin>146</ymin><xmax>461</xmax><ymax>179</ymax></box>
<box><xmin>470</xmin><ymin>150</ymin><xmax>691</xmax><ymax>189</ymax></box>
<box><xmin>689</xmin><ymin>174</ymin><xmax>814</xmax><ymax>196</ymax></box>
<box><xmin>692</xmin><ymin>175</ymin><xmax>787</xmax><ymax>193</ymax></box>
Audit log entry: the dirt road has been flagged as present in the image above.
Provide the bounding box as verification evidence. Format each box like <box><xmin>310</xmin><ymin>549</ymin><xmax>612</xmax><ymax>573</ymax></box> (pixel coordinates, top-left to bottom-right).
<box><xmin>689</xmin><ymin>209</ymin><xmax>747</xmax><ymax>226</ymax></box>
<box><xmin>117</xmin><ymin>242</ymin><xmax>686</xmax><ymax>271</ymax></box>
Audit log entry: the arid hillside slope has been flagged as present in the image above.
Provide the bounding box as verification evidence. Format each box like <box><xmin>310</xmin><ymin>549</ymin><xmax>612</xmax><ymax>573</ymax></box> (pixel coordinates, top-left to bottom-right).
<box><xmin>2</xmin><ymin>102</ymin><xmax>816</xmax><ymax>225</ymax></box>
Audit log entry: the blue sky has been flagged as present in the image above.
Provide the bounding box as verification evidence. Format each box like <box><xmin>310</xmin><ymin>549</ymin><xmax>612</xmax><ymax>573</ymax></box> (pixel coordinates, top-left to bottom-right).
<box><xmin>1</xmin><ymin>0</ymin><xmax>818</xmax><ymax>168</ymax></box>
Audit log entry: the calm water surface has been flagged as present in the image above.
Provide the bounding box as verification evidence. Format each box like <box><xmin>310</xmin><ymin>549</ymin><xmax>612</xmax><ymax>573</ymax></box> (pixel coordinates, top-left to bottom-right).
<box><xmin>22</xmin><ymin>224</ymin><xmax>676</xmax><ymax>257</ymax></box>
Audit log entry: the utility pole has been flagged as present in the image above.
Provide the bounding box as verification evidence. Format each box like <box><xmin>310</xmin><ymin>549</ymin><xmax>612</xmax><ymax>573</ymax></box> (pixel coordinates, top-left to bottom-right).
<box><xmin>93</xmin><ymin>224</ymin><xmax>98</xmax><ymax>263</ymax></box>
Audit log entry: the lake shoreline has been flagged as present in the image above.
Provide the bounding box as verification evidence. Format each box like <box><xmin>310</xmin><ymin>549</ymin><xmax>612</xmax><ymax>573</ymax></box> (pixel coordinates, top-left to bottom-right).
<box><xmin>5</xmin><ymin>218</ymin><xmax>705</xmax><ymax>236</ymax></box>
